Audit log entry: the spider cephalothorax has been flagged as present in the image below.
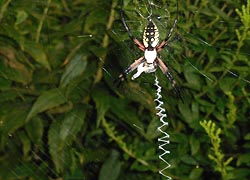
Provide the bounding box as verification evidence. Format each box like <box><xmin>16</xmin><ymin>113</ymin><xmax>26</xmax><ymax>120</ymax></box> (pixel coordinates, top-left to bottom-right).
<box><xmin>118</xmin><ymin>0</ymin><xmax>182</xmax><ymax>100</ymax></box>
<box><xmin>143</xmin><ymin>19</ymin><xmax>159</xmax><ymax>48</ymax></box>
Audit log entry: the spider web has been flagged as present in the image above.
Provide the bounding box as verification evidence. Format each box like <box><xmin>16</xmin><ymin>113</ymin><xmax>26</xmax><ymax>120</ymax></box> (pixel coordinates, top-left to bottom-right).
<box><xmin>107</xmin><ymin>0</ymin><xmax>250</xmax><ymax>99</ymax></box>
<box><xmin>106</xmin><ymin>0</ymin><xmax>250</xmax><ymax>178</ymax></box>
<box><xmin>107</xmin><ymin>1</ymin><xmax>250</xmax><ymax>116</ymax></box>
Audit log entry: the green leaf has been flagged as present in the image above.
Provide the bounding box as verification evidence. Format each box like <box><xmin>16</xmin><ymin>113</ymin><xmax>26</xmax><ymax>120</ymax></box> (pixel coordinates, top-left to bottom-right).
<box><xmin>8</xmin><ymin>163</ymin><xmax>36</xmax><ymax>178</ymax></box>
<box><xmin>2</xmin><ymin>25</ymin><xmax>50</xmax><ymax>70</ymax></box>
<box><xmin>64</xmin><ymin>168</ymin><xmax>85</xmax><ymax>180</ymax></box>
<box><xmin>229</xmin><ymin>168</ymin><xmax>250</xmax><ymax>179</ymax></box>
<box><xmin>15</xmin><ymin>10</ymin><xmax>28</xmax><ymax>26</ymax></box>
<box><xmin>236</xmin><ymin>153</ymin><xmax>250</xmax><ymax>166</ymax></box>
<box><xmin>0</xmin><ymin>77</ymin><xmax>11</xmax><ymax>90</ymax></box>
<box><xmin>219</xmin><ymin>77</ymin><xmax>236</xmax><ymax>92</ymax></box>
<box><xmin>184</xmin><ymin>70</ymin><xmax>202</xmax><ymax>90</ymax></box>
<box><xmin>60</xmin><ymin>54</ymin><xmax>87</xmax><ymax>88</ymax></box>
<box><xmin>18</xmin><ymin>131</ymin><xmax>31</xmax><ymax>158</ymax></box>
<box><xmin>99</xmin><ymin>150</ymin><xmax>121</xmax><ymax>180</ymax></box>
<box><xmin>178</xmin><ymin>101</ymin><xmax>199</xmax><ymax>124</ymax></box>
<box><xmin>92</xmin><ymin>87</ymin><xmax>110</xmax><ymax>127</ymax></box>
<box><xmin>48</xmin><ymin>117</ymin><xmax>64</xmax><ymax>173</ymax></box>
<box><xmin>25</xmin><ymin>117</ymin><xmax>43</xmax><ymax>145</ymax></box>
<box><xmin>189</xmin><ymin>167</ymin><xmax>203</xmax><ymax>179</ymax></box>
<box><xmin>244</xmin><ymin>133</ymin><xmax>250</xmax><ymax>140</ymax></box>
<box><xmin>26</xmin><ymin>88</ymin><xmax>67</xmax><ymax>122</ymax></box>
<box><xmin>181</xmin><ymin>155</ymin><xmax>197</xmax><ymax>165</ymax></box>
<box><xmin>110</xmin><ymin>97</ymin><xmax>144</xmax><ymax>129</ymax></box>
<box><xmin>0</xmin><ymin>53</ymin><xmax>32</xmax><ymax>84</ymax></box>
<box><xmin>0</xmin><ymin>90</ymin><xmax>19</xmax><ymax>102</ymax></box>
<box><xmin>123</xmin><ymin>82</ymin><xmax>154</xmax><ymax>110</ymax></box>
<box><xmin>189</xmin><ymin>134</ymin><xmax>200</xmax><ymax>155</ymax></box>
<box><xmin>89</xmin><ymin>46</ymin><xmax>107</xmax><ymax>57</ymax></box>
<box><xmin>145</xmin><ymin>118</ymin><xmax>161</xmax><ymax>140</ymax></box>
<box><xmin>0</xmin><ymin>104</ymin><xmax>29</xmax><ymax>147</ymax></box>
<box><xmin>49</xmin><ymin>107</ymin><xmax>87</xmax><ymax>173</ymax></box>
<box><xmin>23</xmin><ymin>41</ymin><xmax>51</xmax><ymax>70</ymax></box>
<box><xmin>59</xmin><ymin>108</ymin><xmax>86</xmax><ymax>144</ymax></box>
<box><xmin>84</xmin><ymin>8</ymin><xmax>108</xmax><ymax>34</ymax></box>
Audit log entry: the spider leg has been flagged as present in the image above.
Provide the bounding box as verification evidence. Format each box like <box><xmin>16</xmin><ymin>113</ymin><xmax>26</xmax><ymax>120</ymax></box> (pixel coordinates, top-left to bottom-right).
<box><xmin>120</xmin><ymin>9</ymin><xmax>145</xmax><ymax>51</ymax></box>
<box><xmin>156</xmin><ymin>57</ymin><xmax>183</xmax><ymax>102</ymax></box>
<box><xmin>157</xmin><ymin>0</ymin><xmax>179</xmax><ymax>52</ymax></box>
<box><xmin>114</xmin><ymin>56</ymin><xmax>145</xmax><ymax>85</ymax></box>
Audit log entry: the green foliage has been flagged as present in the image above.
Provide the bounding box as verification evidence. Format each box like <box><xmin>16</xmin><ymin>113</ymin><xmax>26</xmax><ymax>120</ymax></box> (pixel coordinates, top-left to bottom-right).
<box><xmin>200</xmin><ymin>120</ymin><xmax>233</xmax><ymax>180</ymax></box>
<box><xmin>235</xmin><ymin>0</ymin><xmax>250</xmax><ymax>55</ymax></box>
<box><xmin>0</xmin><ymin>0</ymin><xmax>250</xmax><ymax>179</ymax></box>
<box><xmin>225</xmin><ymin>91</ymin><xmax>236</xmax><ymax>126</ymax></box>
<box><xmin>99</xmin><ymin>150</ymin><xmax>121</xmax><ymax>180</ymax></box>
<box><xmin>102</xmin><ymin>117</ymin><xmax>151</xmax><ymax>167</ymax></box>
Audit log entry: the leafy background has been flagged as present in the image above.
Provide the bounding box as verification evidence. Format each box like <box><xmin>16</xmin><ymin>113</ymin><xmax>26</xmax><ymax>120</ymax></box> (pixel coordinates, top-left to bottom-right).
<box><xmin>0</xmin><ymin>0</ymin><xmax>249</xmax><ymax>179</ymax></box>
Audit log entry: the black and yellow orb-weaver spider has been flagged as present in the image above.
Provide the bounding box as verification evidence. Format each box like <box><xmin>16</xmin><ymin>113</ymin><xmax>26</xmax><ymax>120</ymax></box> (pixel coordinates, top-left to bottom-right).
<box><xmin>117</xmin><ymin>0</ymin><xmax>182</xmax><ymax>101</ymax></box>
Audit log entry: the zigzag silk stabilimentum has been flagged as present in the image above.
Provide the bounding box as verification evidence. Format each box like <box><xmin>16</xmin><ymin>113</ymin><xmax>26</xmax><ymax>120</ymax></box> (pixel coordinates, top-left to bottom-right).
<box><xmin>154</xmin><ymin>75</ymin><xmax>171</xmax><ymax>179</ymax></box>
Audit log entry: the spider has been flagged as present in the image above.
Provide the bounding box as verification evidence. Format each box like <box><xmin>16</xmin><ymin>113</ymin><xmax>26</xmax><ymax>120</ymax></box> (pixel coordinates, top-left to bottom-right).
<box><xmin>117</xmin><ymin>0</ymin><xmax>183</xmax><ymax>101</ymax></box>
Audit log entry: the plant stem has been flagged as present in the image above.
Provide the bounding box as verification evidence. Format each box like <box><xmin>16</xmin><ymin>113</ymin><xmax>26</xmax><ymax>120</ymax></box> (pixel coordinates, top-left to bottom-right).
<box><xmin>36</xmin><ymin>0</ymin><xmax>51</xmax><ymax>43</ymax></box>
<box><xmin>93</xmin><ymin>0</ymin><xmax>117</xmax><ymax>84</ymax></box>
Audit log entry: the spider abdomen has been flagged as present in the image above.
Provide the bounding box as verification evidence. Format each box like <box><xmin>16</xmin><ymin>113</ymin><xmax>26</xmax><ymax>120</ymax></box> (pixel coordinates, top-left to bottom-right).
<box><xmin>145</xmin><ymin>49</ymin><xmax>157</xmax><ymax>63</ymax></box>
<box><xmin>143</xmin><ymin>20</ymin><xmax>159</xmax><ymax>48</ymax></box>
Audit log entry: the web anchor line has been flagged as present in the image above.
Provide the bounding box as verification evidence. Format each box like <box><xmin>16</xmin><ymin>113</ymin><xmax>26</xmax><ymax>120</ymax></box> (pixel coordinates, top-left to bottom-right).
<box><xmin>154</xmin><ymin>75</ymin><xmax>171</xmax><ymax>179</ymax></box>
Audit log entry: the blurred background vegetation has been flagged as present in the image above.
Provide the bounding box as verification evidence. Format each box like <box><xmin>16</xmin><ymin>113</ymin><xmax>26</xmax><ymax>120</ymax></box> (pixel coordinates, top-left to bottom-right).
<box><xmin>0</xmin><ymin>0</ymin><xmax>249</xmax><ymax>179</ymax></box>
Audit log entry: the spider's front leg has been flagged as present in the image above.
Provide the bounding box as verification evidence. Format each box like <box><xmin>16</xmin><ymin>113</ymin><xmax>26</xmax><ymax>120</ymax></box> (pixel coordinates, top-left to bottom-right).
<box><xmin>115</xmin><ymin>56</ymin><xmax>145</xmax><ymax>85</ymax></box>
<box><xmin>120</xmin><ymin>9</ymin><xmax>145</xmax><ymax>51</ymax></box>
<box><xmin>156</xmin><ymin>57</ymin><xmax>184</xmax><ymax>102</ymax></box>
